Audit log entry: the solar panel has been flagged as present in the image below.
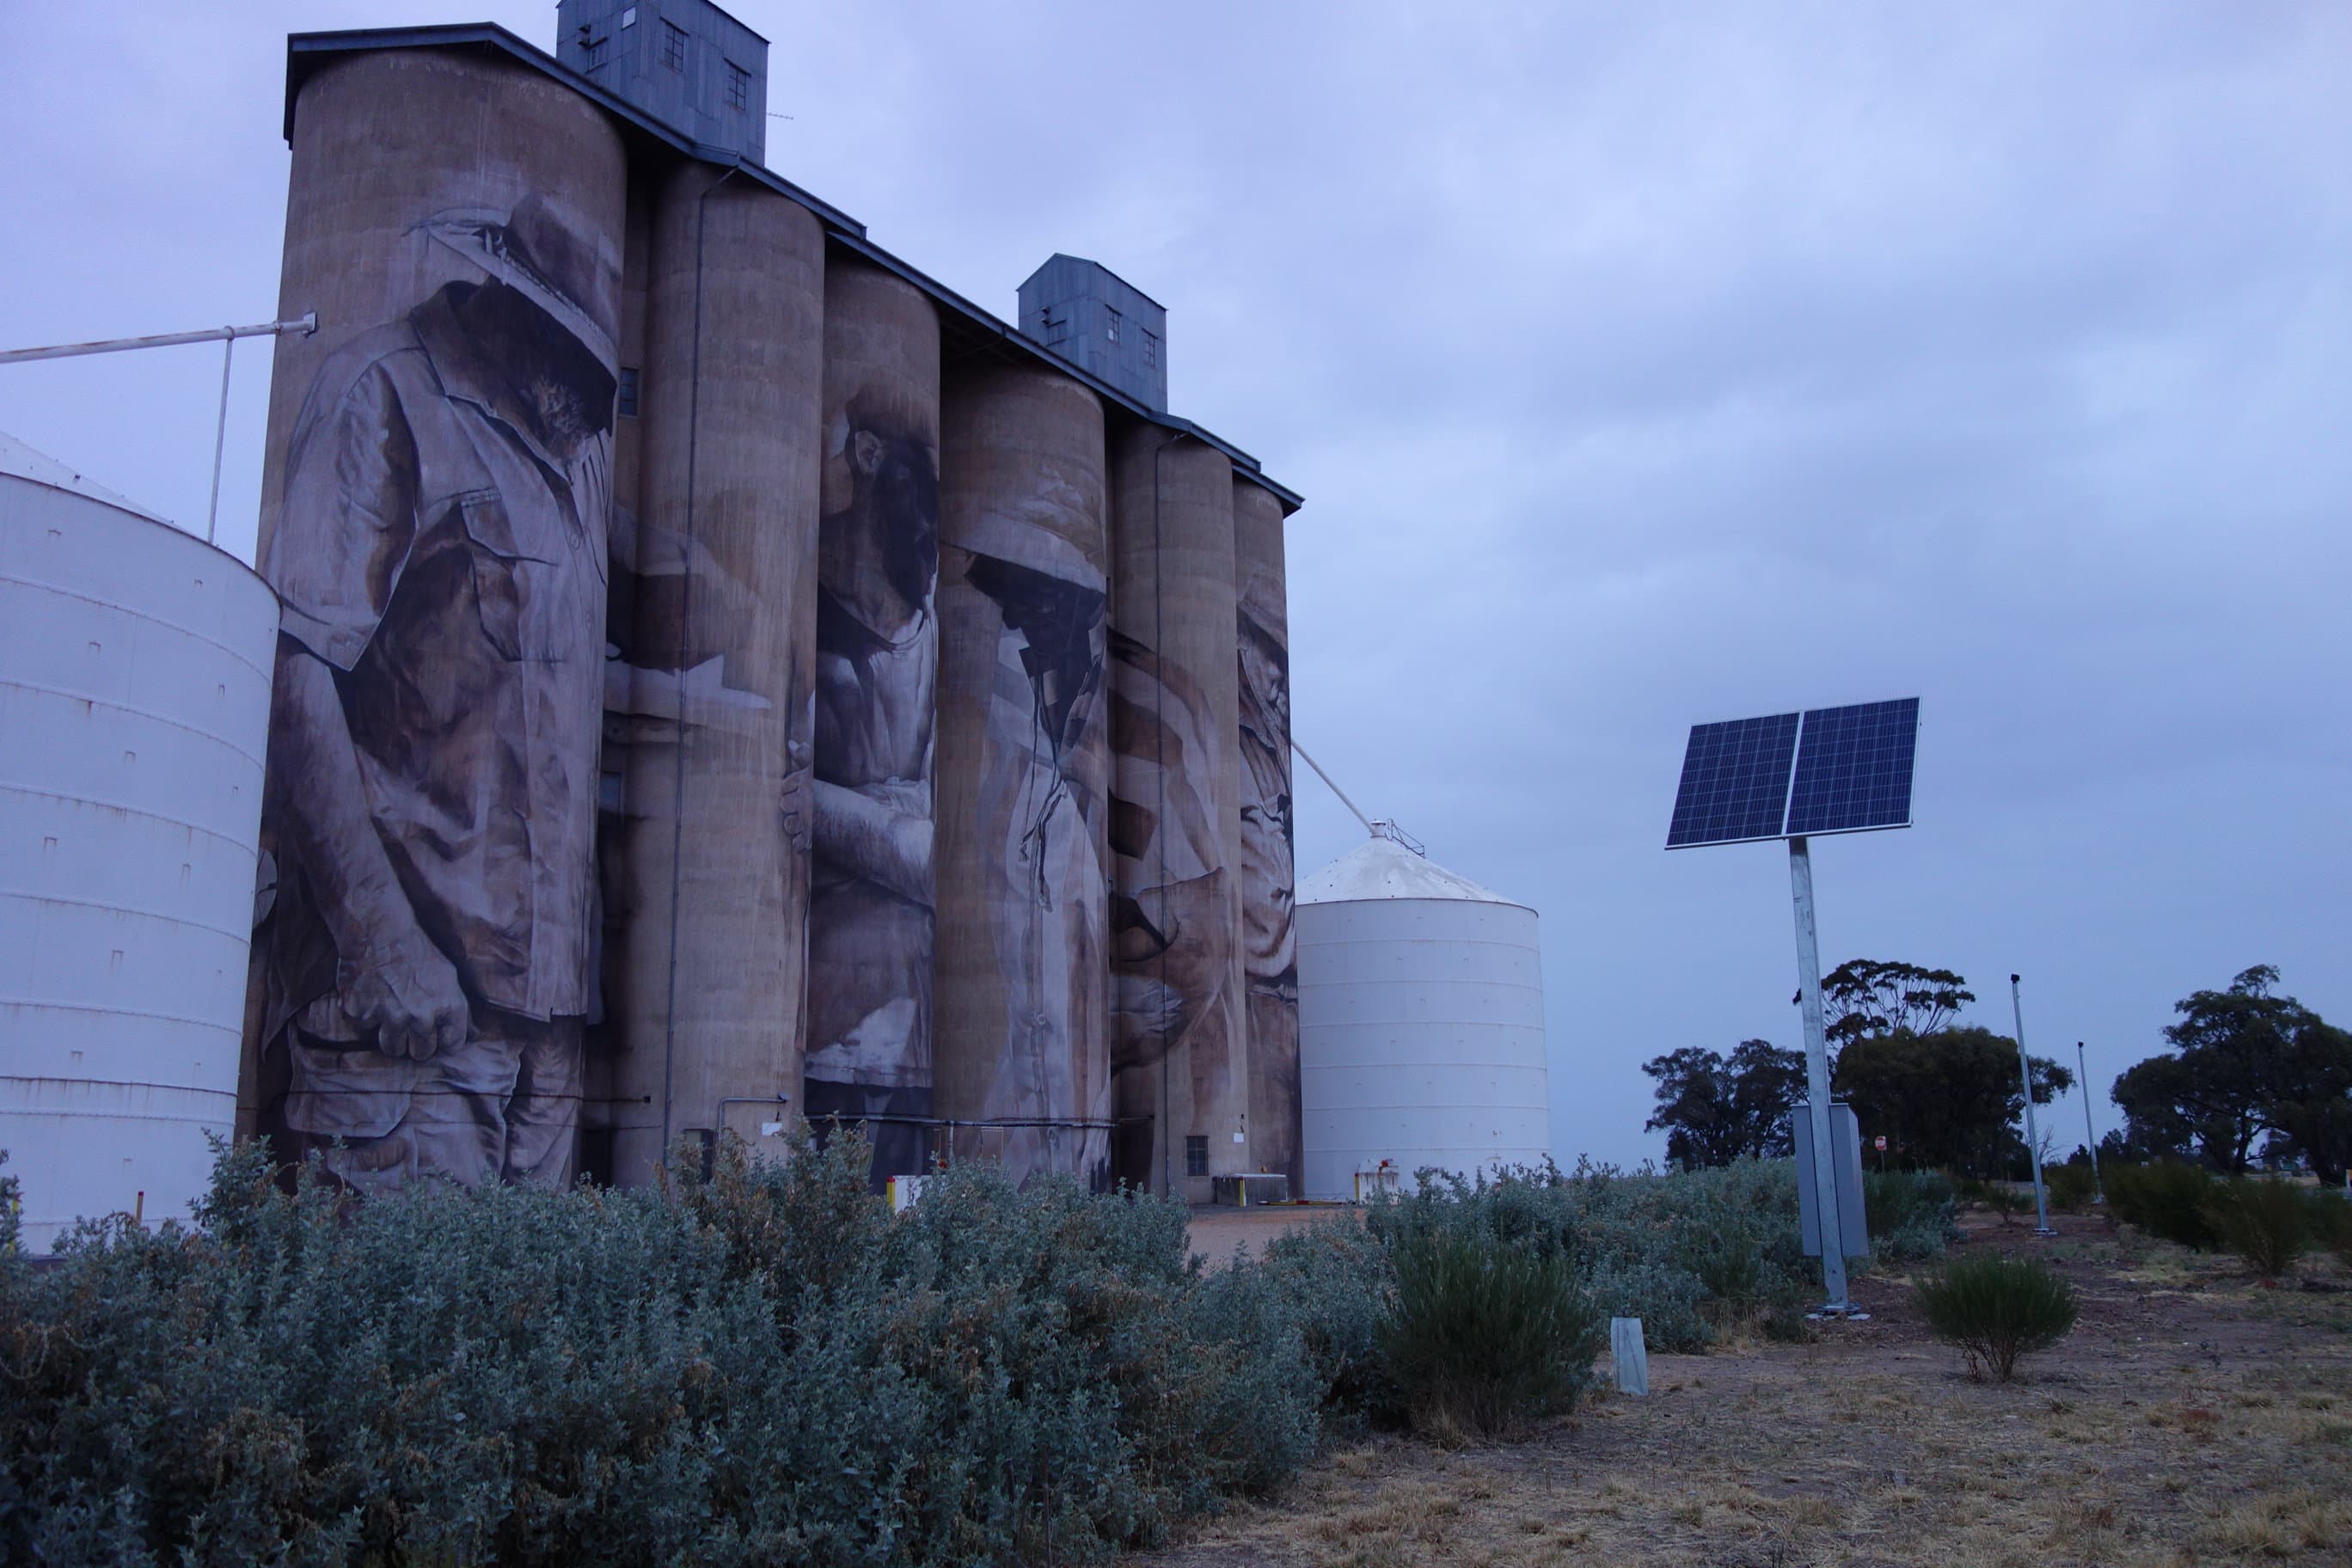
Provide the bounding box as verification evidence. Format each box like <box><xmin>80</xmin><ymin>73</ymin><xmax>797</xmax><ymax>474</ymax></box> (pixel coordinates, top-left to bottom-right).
<box><xmin>1785</xmin><ymin>698</ymin><xmax>1920</xmax><ymax>836</ymax></box>
<box><xmin>1665</xmin><ymin>711</ymin><xmax>1800</xmax><ymax>848</ymax></box>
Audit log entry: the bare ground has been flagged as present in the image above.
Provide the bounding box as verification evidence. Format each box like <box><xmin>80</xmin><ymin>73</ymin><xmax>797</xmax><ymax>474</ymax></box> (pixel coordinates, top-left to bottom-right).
<box><xmin>1143</xmin><ymin>1210</ymin><xmax>2352</xmax><ymax>1567</ymax></box>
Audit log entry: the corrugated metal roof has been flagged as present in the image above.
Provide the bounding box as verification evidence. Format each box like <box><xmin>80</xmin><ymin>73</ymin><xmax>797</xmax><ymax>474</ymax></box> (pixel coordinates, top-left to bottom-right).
<box><xmin>1296</xmin><ymin>834</ymin><xmax>1532</xmax><ymax>911</ymax></box>
<box><xmin>281</xmin><ymin>24</ymin><xmax>1301</xmax><ymax>514</ymax></box>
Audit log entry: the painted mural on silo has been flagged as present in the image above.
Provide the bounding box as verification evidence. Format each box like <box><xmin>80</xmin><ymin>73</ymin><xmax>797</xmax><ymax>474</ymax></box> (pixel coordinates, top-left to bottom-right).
<box><xmin>806</xmin><ymin>262</ymin><xmax>942</xmax><ymax>1183</ymax></box>
<box><xmin>1106</xmin><ymin>431</ymin><xmax>1246</xmax><ymax>1196</ymax></box>
<box><xmin>934</xmin><ymin>365</ymin><xmax>1112</xmax><ymax>1188</ymax></box>
<box><xmin>245</xmin><ymin>50</ymin><xmax>626</xmax><ymax>1191</ymax></box>
<box><xmin>1234</xmin><ymin>481</ymin><xmax>1301</xmax><ymax>1189</ymax></box>
<box><xmin>602</xmin><ymin>165</ymin><xmax>826</xmax><ymax>1185</ymax></box>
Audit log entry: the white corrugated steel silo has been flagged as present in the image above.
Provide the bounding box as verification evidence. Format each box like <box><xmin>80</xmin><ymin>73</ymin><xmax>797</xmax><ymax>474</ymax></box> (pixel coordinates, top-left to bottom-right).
<box><xmin>0</xmin><ymin>433</ymin><xmax>276</xmax><ymax>1250</ymax></box>
<box><xmin>1296</xmin><ymin>829</ymin><xmax>1550</xmax><ymax>1199</ymax></box>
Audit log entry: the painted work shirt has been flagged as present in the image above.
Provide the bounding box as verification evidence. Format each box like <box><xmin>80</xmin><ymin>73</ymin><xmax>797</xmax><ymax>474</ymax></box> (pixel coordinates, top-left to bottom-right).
<box><xmin>263</xmin><ymin>284</ymin><xmax>609</xmax><ymax>1037</ymax></box>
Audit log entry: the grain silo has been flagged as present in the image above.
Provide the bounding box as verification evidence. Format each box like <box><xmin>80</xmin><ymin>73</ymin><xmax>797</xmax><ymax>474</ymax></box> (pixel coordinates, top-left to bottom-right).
<box><xmin>0</xmin><ymin>434</ymin><xmax>277</xmax><ymax>1250</ymax></box>
<box><xmin>1295</xmin><ymin>828</ymin><xmax>1551</xmax><ymax>1199</ymax></box>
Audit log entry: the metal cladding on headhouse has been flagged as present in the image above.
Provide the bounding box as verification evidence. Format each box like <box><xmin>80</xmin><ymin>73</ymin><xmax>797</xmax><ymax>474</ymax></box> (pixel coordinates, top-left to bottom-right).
<box><xmin>933</xmin><ymin>364</ymin><xmax>1114</xmax><ymax>1189</ymax></box>
<box><xmin>199</xmin><ymin>4</ymin><xmax>1300</xmax><ymax>1210</ymax></box>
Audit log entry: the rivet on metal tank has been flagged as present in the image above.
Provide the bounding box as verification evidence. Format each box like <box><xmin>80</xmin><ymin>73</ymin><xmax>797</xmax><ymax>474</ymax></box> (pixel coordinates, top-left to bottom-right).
<box><xmin>934</xmin><ymin>363</ymin><xmax>1113</xmax><ymax>1190</ymax></box>
<box><xmin>1106</xmin><ymin>424</ymin><xmax>1245</xmax><ymax>1199</ymax></box>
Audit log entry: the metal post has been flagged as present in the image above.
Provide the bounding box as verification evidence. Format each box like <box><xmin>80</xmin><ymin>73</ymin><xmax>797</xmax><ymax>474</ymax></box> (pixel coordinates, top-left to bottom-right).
<box><xmin>205</xmin><ymin>334</ymin><xmax>235</xmax><ymax>545</ymax></box>
<box><xmin>1787</xmin><ymin>836</ymin><xmax>1851</xmax><ymax>1313</ymax></box>
<box><xmin>2010</xmin><ymin>974</ymin><xmax>2056</xmax><ymax>1235</ymax></box>
<box><xmin>2078</xmin><ymin>1040</ymin><xmax>2104</xmax><ymax>1204</ymax></box>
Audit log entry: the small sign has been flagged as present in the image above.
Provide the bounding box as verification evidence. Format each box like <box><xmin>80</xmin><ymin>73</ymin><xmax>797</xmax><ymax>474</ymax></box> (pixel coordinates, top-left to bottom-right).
<box><xmin>1874</xmin><ymin>1136</ymin><xmax>1888</xmax><ymax>1151</ymax></box>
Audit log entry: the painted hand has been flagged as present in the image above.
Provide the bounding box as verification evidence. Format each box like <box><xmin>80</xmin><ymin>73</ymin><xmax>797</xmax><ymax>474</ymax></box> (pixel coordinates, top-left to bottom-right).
<box><xmin>346</xmin><ymin>923</ymin><xmax>470</xmax><ymax>1062</ymax></box>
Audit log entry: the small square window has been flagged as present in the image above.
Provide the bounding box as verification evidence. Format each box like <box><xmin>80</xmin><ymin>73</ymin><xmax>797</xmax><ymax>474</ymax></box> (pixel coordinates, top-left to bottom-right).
<box><xmin>726</xmin><ymin>61</ymin><xmax>749</xmax><ymax>110</ymax></box>
<box><xmin>1185</xmin><ymin>1135</ymin><xmax>1208</xmax><ymax>1177</ymax></box>
<box><xmin>1105</xmin><ymin>307</ymin><xmax>1122</xmax><ymax>345</ymax></box>
<box><xmin>1142</xmin><ymin>329</ymin><xmax>1158</xmax><ymax>368</ymax></box>
<box><xmin>661</xmin><ymin>20</ymin><xmax>687</xmax><ymax>70</ymax></box>
<box><xmin>616</xmin><ymin>366</ymin><xmax>640</xmax><ymax>419</ymax></box>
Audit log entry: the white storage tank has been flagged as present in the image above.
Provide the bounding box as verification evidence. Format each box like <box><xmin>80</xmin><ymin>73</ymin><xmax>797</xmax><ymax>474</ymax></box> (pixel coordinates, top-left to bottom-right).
<box><xmin>0</xmin><ymin>432</ymin><xmax>276</xmax><ymax>1251</ymax></box>
<box><xmin>1296</xmin><ymin>827</ymin><xmax>1550</xmax><ymax>1200</ymax></box>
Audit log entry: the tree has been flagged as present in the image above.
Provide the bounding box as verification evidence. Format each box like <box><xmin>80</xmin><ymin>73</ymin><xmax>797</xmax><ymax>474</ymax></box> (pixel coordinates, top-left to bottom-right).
<box><xmin>1832</xmin><ymin>1026</ymin><xmax>2072</xmax><ymax>1178</ymax></box>
<box><xmin>1643</xmin><ymin>1039</ymin><xmax>1807</xmax><ymax>1169</ymax></box>
<box><xmin>1820</xmin><ymin>959</ymin><xmax>1975</xmax><ymax>1048</ymax></box>
<box><xmin>2113</xmin><ymin>966</ymin><xmax>2352</xmax><ymax>1181</ymax></box>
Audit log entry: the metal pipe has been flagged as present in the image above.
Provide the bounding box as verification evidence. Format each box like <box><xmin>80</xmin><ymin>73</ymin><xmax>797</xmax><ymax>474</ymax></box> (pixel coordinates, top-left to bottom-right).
<box><xmin>205</xmin><ymin>336</ymin><xmax>235</xmax><ymax>544</ymax></box>
<box><xmin>1787</xmin><ymin>836</ymin><xmax>1852</xmax><ymax>1313</ymax></box>
<box><xmin>0</xmin><ymin>313</ymin><xmax>315</xmax><ymax>366</ymax></box>
<box><xmin>1291</xmin><ymin>738</ymin><xmax>1375</xmax><ymax>836</ymax></box>
<box><xmin>2011</xmin><ymin>973</ymin><xmax>2056</xmax><ymax>1234</ymax></box>
<box><xmin>2078</xmin><ymin>1039</ymin><xmax>2104</xmax><ymax>1204</ymax></box>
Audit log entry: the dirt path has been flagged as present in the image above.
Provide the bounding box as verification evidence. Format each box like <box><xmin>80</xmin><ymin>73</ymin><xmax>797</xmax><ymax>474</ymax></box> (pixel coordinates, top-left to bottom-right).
<box><xmin>1140</xmin><ymin>1211</ymin><xmax>2352</xmax><ymax>1567</ymax></box>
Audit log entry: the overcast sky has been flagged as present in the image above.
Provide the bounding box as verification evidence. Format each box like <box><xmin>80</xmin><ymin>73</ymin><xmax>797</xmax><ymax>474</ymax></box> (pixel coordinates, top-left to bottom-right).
<box><xmin>4</xmin><ymin>2</ymin><xmax>2344</xmax><ymax>1170</ymax></box>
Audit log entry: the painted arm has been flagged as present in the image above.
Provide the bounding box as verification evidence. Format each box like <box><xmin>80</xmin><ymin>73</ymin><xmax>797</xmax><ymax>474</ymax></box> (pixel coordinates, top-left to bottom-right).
<box><xmin>270</xmin><ymin>644</ymin><xmax>469</xmax><ymax>1060</ymax></box>
<box><xmin>812</xmin><ymin>779</ymin><xmax>931</xmax><ymax>907</ymax></box>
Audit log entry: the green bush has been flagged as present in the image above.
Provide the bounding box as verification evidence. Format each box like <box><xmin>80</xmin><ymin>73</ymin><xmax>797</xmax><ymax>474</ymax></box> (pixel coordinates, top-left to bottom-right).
<box><xmin>1865</xmin><ymin>1170</ymin><xmax>1962</xmax><ymax>1259</ymax></box>
<box><xmin>2204</xmin><ymin>1178</ymin><xmax>2311</xmax><ymax>1279</ymax></box>
<box><xmin>1375</xmin><ymin>1225</ymin><xmax>1602</xmax><ymax>1440</ymax></box>
<box><xmin>0</xmin><ymin>1134</ymin><xmax>1343</xmax><ymax>1567</ymax></box>
<box><xmin>2044</xmin><ymin>1161</ymin><xmax>2098</xmax><ymax>1213</ymax></box>
<box><xmin>1915</xmin><ymin>1253</ymin><xmax>2079</xmax><ymax>1380</ymax></box>
<box><xmin>2107</xmin><ymin>1161</ymin><xmax>2222</xmax><ymax>1250</ymax></box>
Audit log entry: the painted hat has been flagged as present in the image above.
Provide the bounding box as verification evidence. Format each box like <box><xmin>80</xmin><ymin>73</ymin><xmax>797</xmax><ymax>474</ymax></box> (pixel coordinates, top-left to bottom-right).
<box><xmin>413</xmin><ymin>193</ymin><xmax>619</xmax><ymax>368</ymax></box>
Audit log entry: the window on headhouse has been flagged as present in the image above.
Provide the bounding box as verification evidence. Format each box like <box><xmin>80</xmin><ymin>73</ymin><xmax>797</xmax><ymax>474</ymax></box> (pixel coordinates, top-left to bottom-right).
<box><xmin>726</xmin><ymin>61</ymin><xmax>749</xmax><ymax>110</ymax></box>
<box><xmin>617</xmin><ymin>366</ymin><xmax>640</xmax><ymax>419</ymax></box>
<box><xmin>582</xmin><ymin>34</ymin><xmax>608</xmax><ymax>69</ymax></box>
<box><xmin>661</xmin><ymin>20</ymin><xmax>687</xmax><ymax>70</ymax></box>
<box><xmin>1142</xmin><ymin>329</ymin><xmax>1158</xmax><ymax>368</ymax></box>
<box><xmin>1105</xmin><ymin>307</ymin><xmax>1122</xmax><ymax>345</ymax></box>
<box><xmin>1185</xmin><ymin>1136</ymin><xmax>1208</xmax><ymax>1176</ymax></box>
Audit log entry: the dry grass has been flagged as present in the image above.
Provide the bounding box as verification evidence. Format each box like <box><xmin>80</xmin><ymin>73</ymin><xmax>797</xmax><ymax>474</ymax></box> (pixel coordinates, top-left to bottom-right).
<box><xmin>1138</xmin><ymin>1211</ymin><xmax>2352</xmax><ymax>1567</ymax></box>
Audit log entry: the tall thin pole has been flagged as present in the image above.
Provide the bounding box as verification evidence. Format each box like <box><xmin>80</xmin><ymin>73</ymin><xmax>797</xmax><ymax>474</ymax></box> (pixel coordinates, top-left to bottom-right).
<box><xmin>1788</xmin><ymin>837</ymin><xmax>1851</xmax><ymax>1312</ymax></box>
<box><xmin>2078</xmin><ymin>1040</ymin><xmax>2104</xmax><ymax>1204</ymax></box>
<box><xmin>205</xmin><ymin>334</ymin><xmax>235</xmax><ymax>545</ymax></box>
<box><xmin>2010</xmin><ymin>974</ymin><xmax>2056</xmax><ymax>1235</ymax></box>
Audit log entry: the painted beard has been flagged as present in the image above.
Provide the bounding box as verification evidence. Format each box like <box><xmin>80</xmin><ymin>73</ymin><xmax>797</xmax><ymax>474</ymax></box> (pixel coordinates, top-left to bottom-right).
<box><xmin>526</xmin><ymin>375</ymin><xmax>595</xmax><ymax>456</ymax></box>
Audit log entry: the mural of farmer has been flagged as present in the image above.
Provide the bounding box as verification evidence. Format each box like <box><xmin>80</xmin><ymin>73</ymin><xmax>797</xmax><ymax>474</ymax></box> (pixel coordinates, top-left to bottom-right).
<box><xmin>805</xmin><ymin>389</ymin><xmax>940</xmax><ymax>1183</ymax></box>
<box><xmin>252</xmin><ymin>193</ymin><xmax>619</xmax><ymax>1192</ymax></box>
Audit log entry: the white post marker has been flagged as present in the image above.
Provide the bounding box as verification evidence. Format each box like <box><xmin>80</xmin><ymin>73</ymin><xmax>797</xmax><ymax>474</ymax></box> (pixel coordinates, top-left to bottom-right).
<box><xmin>1610</xmin><ymin>1317</ymin><xmax>1650</xmax><ymax>1397</ymax></box>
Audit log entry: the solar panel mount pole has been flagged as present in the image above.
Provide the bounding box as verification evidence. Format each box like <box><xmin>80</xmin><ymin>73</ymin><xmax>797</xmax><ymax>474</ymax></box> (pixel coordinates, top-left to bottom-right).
<box><xmin>1787</xmin><ymin>835</ymin><xmax>1853</xmax><ymax>1315</ymax></box>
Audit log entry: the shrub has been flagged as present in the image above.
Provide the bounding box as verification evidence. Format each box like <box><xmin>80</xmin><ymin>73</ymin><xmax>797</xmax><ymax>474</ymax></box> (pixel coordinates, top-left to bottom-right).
<box><xmin>1916</xmin><ymin>1253</ymin><xmax>2079</xmax><ymax>1380</ymax></box>
<box><xmin>2204</xmin><ymin>1178</ymin><xmax>2310</xmax><ymax>1280</ymax></box>
<box><xmin>2107</xmin><ymin>1161</ymin><xmax>2222</xmax><ymax>1250</ymax></box>
<box><xmin>2044</xmin><ymin>1161</ymin><xmax>2098</xmax><ymax>1213</ymax></box>
<box><xmin>1865</xmin><ymin>1170</ymin><xmax>1962</xmax><ymax>1259</ymax></box>
<box><xmin>1375</xmin><ymin>1225</ymin><xmax>1602</xmax><ymax>1440</ymax></box>
<box><xmin>0</xmin><ymin>1133</ymin><xmax>1339</xmax><ymax>1566</ymax></box>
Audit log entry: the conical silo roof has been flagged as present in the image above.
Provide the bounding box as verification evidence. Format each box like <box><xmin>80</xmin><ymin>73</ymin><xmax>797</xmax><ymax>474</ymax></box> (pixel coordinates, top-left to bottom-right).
<box><xmin>1296</xmin><ymin>833</ymin><xmax>1532</xmax><ymax>911</ymax></box>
